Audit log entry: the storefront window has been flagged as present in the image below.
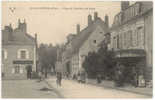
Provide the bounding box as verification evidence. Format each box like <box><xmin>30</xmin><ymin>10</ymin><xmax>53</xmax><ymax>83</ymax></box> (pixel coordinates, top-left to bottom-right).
<box><xmin>15</xmin><ymin>66</ymin><xmax>20</xmax><ymax>73</ymax></box>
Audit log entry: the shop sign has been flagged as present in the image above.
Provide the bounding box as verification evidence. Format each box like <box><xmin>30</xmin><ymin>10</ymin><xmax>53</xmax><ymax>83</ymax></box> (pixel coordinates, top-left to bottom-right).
<box><xmin>13</xmin><ymin>60</ymin><xmax>33</xmax><ymax>64</ymax></box>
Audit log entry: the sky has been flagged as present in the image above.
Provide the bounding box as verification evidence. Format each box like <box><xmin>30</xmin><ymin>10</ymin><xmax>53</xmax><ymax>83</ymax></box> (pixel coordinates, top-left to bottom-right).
<box><xmin>2</xmin><ymin>1</ymin><xmax>124</xmax><ymax>45</ymax></box>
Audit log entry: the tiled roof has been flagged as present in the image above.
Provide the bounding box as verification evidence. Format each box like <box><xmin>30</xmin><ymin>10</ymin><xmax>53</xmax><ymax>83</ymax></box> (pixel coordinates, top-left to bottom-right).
<box><xmin>2</xmin><ymin>27</ymin><xmax>35</xmax><ymax>45</ymax></box>
<box><xmin>68</xmin><ymin>17</ymin><xmax>109</xmax><ymax>56</ymax></box>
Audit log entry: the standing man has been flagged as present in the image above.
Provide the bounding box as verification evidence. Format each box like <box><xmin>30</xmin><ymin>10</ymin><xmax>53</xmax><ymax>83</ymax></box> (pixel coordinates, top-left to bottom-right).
<box><xmin>26</xmin><ymin>65</ymin><xmax>32</xmax><ymax>79</ymax></box>
<box><xmin>59</xmin><ymin>72</ymin><xmax>62</xmax><ymax>86</ymax></box>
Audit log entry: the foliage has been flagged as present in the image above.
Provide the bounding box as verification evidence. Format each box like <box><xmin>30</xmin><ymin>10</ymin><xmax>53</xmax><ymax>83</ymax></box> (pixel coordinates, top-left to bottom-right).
<box><xmin>82</xmin><ymin>46</ymin><xmax>116</xmax><ymax>79</ymax></box>
<box><xmin>38</xmin><ymin>43</ymin><xmax>58</xmax><ymax>77</ymax></box>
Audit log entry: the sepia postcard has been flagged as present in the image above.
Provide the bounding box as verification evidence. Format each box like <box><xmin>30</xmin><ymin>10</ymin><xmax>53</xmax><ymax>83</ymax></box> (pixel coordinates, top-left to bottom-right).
<box><xmin>1</xmin><ymin>0</ymin><xmax>153</xmax><ymax>99</ymax></box>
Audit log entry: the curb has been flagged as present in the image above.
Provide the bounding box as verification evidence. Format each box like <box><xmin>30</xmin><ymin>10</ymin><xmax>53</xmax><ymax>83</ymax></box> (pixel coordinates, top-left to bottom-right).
<box><xmin>44</xmin><ymin>80</ymin><xmax>64</xmax><ymax>98</ymax></box>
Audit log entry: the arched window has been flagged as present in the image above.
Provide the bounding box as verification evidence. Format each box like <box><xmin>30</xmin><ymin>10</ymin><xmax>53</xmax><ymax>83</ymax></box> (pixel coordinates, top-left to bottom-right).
<box><xmin>17</xmin><ymin>49</ymin><xmax>29</xmax><ymax>59</ymax></box>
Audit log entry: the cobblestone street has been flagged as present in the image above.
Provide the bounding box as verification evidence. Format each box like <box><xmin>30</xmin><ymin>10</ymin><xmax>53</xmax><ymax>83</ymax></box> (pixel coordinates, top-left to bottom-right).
<box><xmin>46</xmin><ymin>77</ymin><xmax>152</xmax><ymax>98</ymax></box>
<box><xmin>2</xmin><ymin>80</ymin><xmax>61</xmax><ymax>98</ymax></box>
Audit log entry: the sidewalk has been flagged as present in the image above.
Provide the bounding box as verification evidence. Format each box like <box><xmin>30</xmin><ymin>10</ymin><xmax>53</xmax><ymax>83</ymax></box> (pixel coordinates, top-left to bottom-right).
<box><xmin>86</xmin><ymin>79</ymin><xmax>153</xmax><ymax>96</ymax></box>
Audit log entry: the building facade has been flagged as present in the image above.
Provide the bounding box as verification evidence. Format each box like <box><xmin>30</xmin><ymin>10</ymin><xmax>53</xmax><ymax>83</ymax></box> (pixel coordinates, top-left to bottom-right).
<box><xmin>109</xmin><ymin>2</ymin><xmax>153</xmax><ymax>84</ymax></box>
<box><xmin>60</xmin><ymin>12</ymin><xmax>109</xmax><ymax>77</ymax></box>
<box><xmin>2</xmin><ymin>19</ymin><xmax>37</xmax><ymax>80</ymax></box>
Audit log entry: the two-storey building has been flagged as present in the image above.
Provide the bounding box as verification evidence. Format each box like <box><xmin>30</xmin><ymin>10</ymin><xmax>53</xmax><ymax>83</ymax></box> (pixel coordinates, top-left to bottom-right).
<box><xmin>2</xmin><ymin>19</ymin><xmax>37</xmax><ymax>79</ymax></box>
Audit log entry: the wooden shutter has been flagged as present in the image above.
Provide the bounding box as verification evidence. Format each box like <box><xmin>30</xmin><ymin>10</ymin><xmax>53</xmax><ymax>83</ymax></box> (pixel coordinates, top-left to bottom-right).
<box><xmin>26</xmin><ymin>50</ymin><xmax>29</xmax><ymax>59</ymax></box>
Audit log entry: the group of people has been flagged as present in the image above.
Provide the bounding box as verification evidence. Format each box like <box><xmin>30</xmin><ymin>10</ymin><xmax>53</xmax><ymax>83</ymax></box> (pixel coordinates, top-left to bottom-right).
<box><xmin>73</xmin><ymin>72</ymin><xmax>87</xmax><ymax>83</ymax></box>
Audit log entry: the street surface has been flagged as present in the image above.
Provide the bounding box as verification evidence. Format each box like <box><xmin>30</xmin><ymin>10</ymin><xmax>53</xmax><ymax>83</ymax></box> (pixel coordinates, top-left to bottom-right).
<box><xmin>2</xmin><ymin>80</ymin><xmax>60</xmax><ymax>98</ymax></box>
<box><xmin>2</xmin><ymin>78</ymin><xmax>152</xmax><ymax>98</ymax></box>
<box><xmin>47</xmin><ymin>77</ymin><xmax>151</xmax><ymax>98</ymax></box>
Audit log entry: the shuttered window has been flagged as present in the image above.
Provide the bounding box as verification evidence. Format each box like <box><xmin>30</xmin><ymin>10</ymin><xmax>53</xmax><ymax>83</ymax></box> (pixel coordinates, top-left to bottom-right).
<box><xmin>17</xmin><ymin>49</ymin><xmax>29</xmax><ymax>59</ymax></box>
<box><xmin>21</xmin><ymin>50</ymin><xmax>26</xmax><ymax>59</ymax></box>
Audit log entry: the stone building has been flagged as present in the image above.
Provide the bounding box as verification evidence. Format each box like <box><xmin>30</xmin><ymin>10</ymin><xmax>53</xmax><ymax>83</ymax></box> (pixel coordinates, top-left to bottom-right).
<box><xmin>2</xmin><ymin>19</ymin><xmax>37</xmax><ymax>79</ymax></box>
<box><xmin>61</xmin><ymin>12</ymin><xmax>109</xmax><ymax>77</ymax></box>
<box><xmin>109</xmin><ymin>1</ymin><xmax>153</xmax><ymax>84</ymax></box>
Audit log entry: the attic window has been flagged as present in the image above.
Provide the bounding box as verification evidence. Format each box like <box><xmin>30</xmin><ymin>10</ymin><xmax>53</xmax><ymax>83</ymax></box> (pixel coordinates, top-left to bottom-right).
<box><xmin>93</xmin><ymin>40</ymin><xmax>96</xmax><ymax>43</ymax></box>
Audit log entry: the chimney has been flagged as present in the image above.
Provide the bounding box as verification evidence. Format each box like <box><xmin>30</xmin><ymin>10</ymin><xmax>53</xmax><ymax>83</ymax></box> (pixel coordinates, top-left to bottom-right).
<box><xmin>18</xmin><ymin>19</ymin><xmax>27</xmax><ymax>33</ymax></box>
<box><xmin>18</xmin><ymin>19</ymin><xmax>21</xmax><ymax>24</ymax></box>
<box><xmin>76</xmin><ymin>24</ymin><xmax>80</xmax><ymax>34</ymax></box>
<box><xmin>94</xmin><ymin>12</ymin><xmax>98</xmax><ymax>21</ymax></box>
<box><xmin>88</xmin><ymin>14</ymin><xmax>93</xmax><ymax>26</ymax></box>
<box><xmin>121</xmin><ymin>1</ymin><xmax>129</xmax><ymax>11</ymax></box>
<box><xmin>35</xmin><ymin>33</ymin><xmax>37</xmax><ymax>44</ymax></box>
<box><xmin>105</xmin><ymin>14</ymin><xmax>109</xmax><ymax>28</ymax></box>
<box><xmin>5</xmin><ymin>23</ymin><xmax>13</xmax><ymax>41</ymax></box>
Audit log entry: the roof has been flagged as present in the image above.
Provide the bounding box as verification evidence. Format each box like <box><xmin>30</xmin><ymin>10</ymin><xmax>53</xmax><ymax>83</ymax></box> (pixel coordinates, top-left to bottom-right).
<box><xmin>71</xmin><ymin>18</ymin><xmax>109</xmax><ymax>53</ymax></box>
<box><xmin>62</xmin><ymin>17</ymin><xmax>109</xmax><ymax>59</ymax></box>
<box><xmin>2</xmin><ymin>27</ymin><xmax>35</xmax><ymax>45</ymax></box>
<box><xmin>111</xmin><ymin>2</ymin><xmax>153</xmax><ymax>30</ymax></box>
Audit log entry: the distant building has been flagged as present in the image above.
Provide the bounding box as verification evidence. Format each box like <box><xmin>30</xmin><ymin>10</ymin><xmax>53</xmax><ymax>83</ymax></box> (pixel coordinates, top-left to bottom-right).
<box><xmin>109</xmin><ymin>2</ymin><xmax>153</xmax><ymax>84</ymax></box>
<box><xmin>2</xmin><ymin>19</ymin><xmax>37</xmax><ymax>79</ymax></box>
<box><xmin>60</xmin><ymin>12</ymin><xmax>109</xmax><ymax>77</ymax></box>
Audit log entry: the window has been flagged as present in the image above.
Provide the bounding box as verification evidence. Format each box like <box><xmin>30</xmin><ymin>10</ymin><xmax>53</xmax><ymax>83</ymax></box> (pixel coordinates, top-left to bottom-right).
<box><xmin>93</xmin><ymin>40</ymin><xmax>96</xmax><ymax>43</ymax></box>
<box><xmin>17</xmin><ymin>49</ymin><xmax>29</xmax><ymax>59</ymax></box>
<box><xmin>20</xmin><ymin>50</ymin><xmax>26</xmax><ymax>59</ymax></box>
<box><xmin>113</xmin><ymin>37</ymin><xmax>116</xmax><ymax>49</ymax></box>
<box><xmin>2</xmin><ymin>50</ymin><xmax>7</xmax><ymax>59</ymax></box>
<box><xmin>2</xmin><ymin>50</ymin><xmax>4</xmax><ymax>59</ymax></box>
<box><xmin>137</xmin><ymin>27</ymin><xmax>143</xmax><ymax>47</ymax></box>
<box><xmin>15</xmin><ymin>66</ymin><xmax>20</xmax><ymax>73</ymax></box>
<box><xmin>129</xmin><ymin>30</ymin><xmax>133</xmax><ymax>47</ymax></box>
<box><xmin>117</xmin><ymin>35</ymin><xmax>119</xmax><ymax>49</ymax></box>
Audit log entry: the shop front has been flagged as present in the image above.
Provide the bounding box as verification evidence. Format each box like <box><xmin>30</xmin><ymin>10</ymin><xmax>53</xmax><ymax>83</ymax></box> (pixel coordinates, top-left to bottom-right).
<box><xmin>12</xmin><ymin>60</ymin><xmax>33</xmax><ymax>79</ymax></box>
<box><xmin>115</xmin><ymin>49</ymin><xmax>146</xmax><ymax>87</ymax></box>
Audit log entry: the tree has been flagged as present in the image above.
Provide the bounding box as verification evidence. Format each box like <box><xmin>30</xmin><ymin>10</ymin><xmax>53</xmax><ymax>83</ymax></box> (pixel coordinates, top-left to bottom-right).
<box><xmin>82</xmin><ymin>45</ymin><xmax>116</xmax><ymax>79</ymax></box>
<box><xmin>38</xmin><ymin>43</ymin><xmax>58</xmax><ymax>78</ymax></box>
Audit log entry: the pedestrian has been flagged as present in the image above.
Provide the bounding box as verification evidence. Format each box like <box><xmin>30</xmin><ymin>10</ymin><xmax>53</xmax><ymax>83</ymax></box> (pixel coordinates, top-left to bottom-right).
<box><xmin>97</xmin><ymin>74</ymin><xmax>102</xmax><ymax>84</ymax></box>
<box><xmin>56</xmin><ymin>72</ymin><xmax>62</xmax><ymax>86</ymax></box>
<box><xmin>59</xmin><ymin>72</ymin><xmax>62</xmax><ymax>86</ymax></box>
<box><xmin>26</xmin><ymin>65</ymin><xmax>32</xmax><ymax>79</ymax></box>
<box><xmin>77</xmin><ymin>73</ymin><xmax>81</xmax><ymax>83</ymax></box>
<box><xmin>38</xmin><ymin>71</ymin><xmax>42</xmax><ymax>82</ymax></box>
<box><xmin>56</xmin><ymin>72</ymin><xmax>59</xmax><ymax>86</ymax></box>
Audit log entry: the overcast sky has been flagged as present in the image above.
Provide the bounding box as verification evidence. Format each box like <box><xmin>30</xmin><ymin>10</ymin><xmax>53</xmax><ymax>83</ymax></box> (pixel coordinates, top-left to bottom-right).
<box><xmin>2</xmin><ymin>1</ymin><xmax>128</xmax><ymax>45</ymax></box>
